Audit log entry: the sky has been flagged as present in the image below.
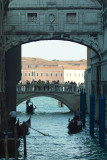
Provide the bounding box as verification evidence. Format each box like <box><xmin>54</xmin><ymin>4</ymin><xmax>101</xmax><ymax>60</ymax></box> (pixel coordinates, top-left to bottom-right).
<box><xmin>21</xmin><ymin>40</ymin><xmax>87</xmax><ymax>61</ymax></box>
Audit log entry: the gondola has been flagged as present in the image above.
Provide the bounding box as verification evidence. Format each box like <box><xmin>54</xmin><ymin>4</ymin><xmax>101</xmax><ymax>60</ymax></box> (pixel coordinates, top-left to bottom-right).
<box><xmin>26</xmin><ymin>103</ymin><xmax>34</xmax><ymax>113</ymax></box>
<box><xmin>16</xmin><ymin>117</ymin><xmax>31</xmax><ymax>137</ymax></box>
<box><xmin>67</xmin><ymin>118</ymin><xmax>82</xmax><ymax>134</ymax></box>
<box><xmin>0</xmin><ymin>132</ymin><xmax>20</xmax><ymax>153</ymax></box>
<box><xmin>26</xmin><ymin>100</ymin><xmax>35</xmax><ymax>114</ymax></box>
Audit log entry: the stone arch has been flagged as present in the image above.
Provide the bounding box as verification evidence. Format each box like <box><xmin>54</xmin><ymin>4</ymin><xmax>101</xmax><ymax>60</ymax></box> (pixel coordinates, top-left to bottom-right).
<box><xmin>16</xmin><ymin>92</ymin><xmax>79</xmax><ymax>112</ymax></box>
<box><xmin>5</xmin><ymin>33</ymin><xmax>101</xmax><ymax>61</ymax></box>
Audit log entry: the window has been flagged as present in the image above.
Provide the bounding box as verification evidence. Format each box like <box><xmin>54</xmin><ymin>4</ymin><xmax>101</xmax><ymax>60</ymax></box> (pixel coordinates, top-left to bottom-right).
<box><xmin>27</xmin><ymin>13</ymin><xmax>37</xmax><ymax>23</ymax></box>
<box><xmin>67</xmin><ymin>73</ymin><xmax>68</xmax><ymax>77</ymax></box>
<box><xmin>50</xmin><ymin>73</ymin><xmax>52</xmax><ymax>77</ymax></box>
<box><xmin>55</xmin><ymin>73</ymin><xmax>57</xmax><ymax>77</ymax></box>
<box><xmin>29</xmin><ymin>73</ymin><xmax>30</xmax><ymax>76</ymax></box>
<box><xmin>66</xmin><ymin>13</ymin><xmax>76</xmax><ymax>23</ymax></box>
<box><xmin>32</xmin><ymin>71</ymin><xmax>33</xmax><ymax>76</ymax></box>
<box><xmin>32</xmin><ymin>71</ymin><xmax>35</xmax><ymax>76</ymax></box>
<box><xmin>60</xmin><ymin>73</ymin><xmax>63</xmax><ymax>77</ymax></box>
<box><xmin>28</xmin><ymin>65</ymin><xmax>31</xmax><ymax>68</ymax></box>
<box><xmin>37</xmin><ymin>73</ymin><xmax>38</xmax><ymax>76</ymax></box>
<box><xmin>46</xmin><ymin>73</ymin><xmax>48</xmax><ymax>77</ymax></box>
<box><xmin>70</xmin><ymin>73</ymin><xmax>71</xmax><ymax>77</ymax></box>
<box><xmin>41</xmin><ymin>72</ymin><xmax>43</xmax><ymax>76</ymax></box>
<box><xmin>25</xmin><ymin>73</ymin><xmax>27</xmax><ymax>76</ymax></box>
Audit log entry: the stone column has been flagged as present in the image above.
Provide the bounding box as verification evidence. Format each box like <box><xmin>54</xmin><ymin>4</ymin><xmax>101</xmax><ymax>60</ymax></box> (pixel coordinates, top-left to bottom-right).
<box><xmin>5</xmin><ymin>46</ymin><xmax>21</xmax><ymax>113</ymax></box>
<box><xmin>0</xmin><ymin>0</ymin><xmax>7</xmax><ymax>131</ymax></box>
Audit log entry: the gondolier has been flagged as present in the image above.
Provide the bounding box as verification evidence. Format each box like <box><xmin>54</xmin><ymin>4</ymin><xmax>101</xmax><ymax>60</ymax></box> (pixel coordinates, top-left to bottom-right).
<box><xmin>26</xmin><ymin>99</ymin><xmax>35</xmax><ymax>114</ymax></box>
<box><xmin>8</xmin><ymin>111</ymin><xmax>17</xmax><ymax>125</ymax></box>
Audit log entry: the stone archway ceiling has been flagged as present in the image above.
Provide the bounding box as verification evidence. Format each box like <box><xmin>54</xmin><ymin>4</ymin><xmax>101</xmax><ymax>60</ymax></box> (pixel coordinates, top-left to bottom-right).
<box><xmin>9</xmin><ymin>0</ymin><xmax>102</xmax><ymax>8</ymax></box>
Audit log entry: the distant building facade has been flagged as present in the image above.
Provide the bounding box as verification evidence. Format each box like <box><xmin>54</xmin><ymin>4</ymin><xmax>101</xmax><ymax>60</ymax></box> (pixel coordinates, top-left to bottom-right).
<box><xmin>64</xmin><ymin>66</ymin><xmax>86</xmax><ymax>85</ymax></box>
<box><xmin>21</xmin><ymin>57</ymin><xmax>87</xmax><ymax>84</ymax></box>
<box><xmin>22</xmin><ymin>65</ymin><xmax>64</xmax><ymax>83</ymax></box>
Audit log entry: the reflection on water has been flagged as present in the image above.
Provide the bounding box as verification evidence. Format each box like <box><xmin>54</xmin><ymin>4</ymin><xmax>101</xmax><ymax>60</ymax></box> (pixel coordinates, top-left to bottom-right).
<box><xmin>1</xmin><ymin>97</ymin><xmax>107</xmax><ymax>160</ymax></box>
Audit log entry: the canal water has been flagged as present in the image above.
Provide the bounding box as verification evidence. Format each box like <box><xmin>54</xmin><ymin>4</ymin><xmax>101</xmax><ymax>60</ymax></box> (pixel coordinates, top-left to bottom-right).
<box><xmin>1</xmin><ymin>97</ymin><xmax>107</xmax><ymax>160</ymax></box>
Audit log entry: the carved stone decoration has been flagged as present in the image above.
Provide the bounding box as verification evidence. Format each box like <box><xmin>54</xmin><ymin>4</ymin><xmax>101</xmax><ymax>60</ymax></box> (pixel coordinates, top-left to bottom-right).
<box><xmin>49</xmin><ymin>14</ymin><xmax>55</xmax><ymax>23</ymax></box>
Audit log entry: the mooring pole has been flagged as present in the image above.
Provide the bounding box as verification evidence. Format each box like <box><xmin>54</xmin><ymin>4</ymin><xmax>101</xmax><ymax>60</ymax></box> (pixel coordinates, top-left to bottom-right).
<box><xmin>90</xmin><ymin>93</ymin><xmax>95</xmax><ymax>138</ymax></box>
<box><xmin>14</xmin><ymin>126</ymin><xmax>18</xmax><ymax>160</ymax></box>
<box><xmin>82</xmin><ymin>90</ymin><xmax>86</xmax><ymax>127</ymax></box>
<box><xmin>23</xmin><ymin>123</ymin><xmax>27</xmax><ymax>157</ymax></box>
<box><xmin>99</xmin><ymin>96</ymin><xmax>105</xmax><ymax>148</ymax></box>
<box><xmin>80</xmin><ymin>89</ymin><xmax>83</xmax><ymax>120</ymax></box>
<box><xmin>4</xmin><ymin>134</ymin><xmax>8</xmax><ymax>160</ymax></box>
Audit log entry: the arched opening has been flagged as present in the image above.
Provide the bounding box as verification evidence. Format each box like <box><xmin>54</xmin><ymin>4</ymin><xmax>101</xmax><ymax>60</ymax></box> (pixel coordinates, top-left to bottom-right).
<box><xmin>16</xmin><ymin>96</ymin><xmax>70</xmax><ymax>115</ymax></box>
<box><xmin>5</xmin><ymin>39</ymin><xmax>93</xmax><ymax>113</ymax></box>
<box><xmin>21</xmin><ymin>40</ymin><xmax>87</xmax><ymax>85</ymax></box>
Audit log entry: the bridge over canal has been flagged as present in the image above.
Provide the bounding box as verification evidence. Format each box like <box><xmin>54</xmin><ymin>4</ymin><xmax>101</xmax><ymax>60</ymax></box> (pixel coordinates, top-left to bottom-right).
<box><xmin>16</xmin><ymin>83</ymin><xmax>80</xmax><ymax>112</ymax></box>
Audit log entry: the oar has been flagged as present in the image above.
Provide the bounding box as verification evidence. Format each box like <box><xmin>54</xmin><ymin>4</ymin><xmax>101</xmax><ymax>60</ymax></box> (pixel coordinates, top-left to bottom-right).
<box><xmin>29</xmin><ymin>127</ymin><xmax>49</xmax><ymax>136</ymax></box>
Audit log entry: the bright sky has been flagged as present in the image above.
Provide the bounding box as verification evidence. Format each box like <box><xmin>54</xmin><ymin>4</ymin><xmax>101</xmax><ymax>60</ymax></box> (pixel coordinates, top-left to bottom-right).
<box><xmin>22</xmin><ymin>40</ymin><xmax>87</xmax><ymax>61</ymax></box>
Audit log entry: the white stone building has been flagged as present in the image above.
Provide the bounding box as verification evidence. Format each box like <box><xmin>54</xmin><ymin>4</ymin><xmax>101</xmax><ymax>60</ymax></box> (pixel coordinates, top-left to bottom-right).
<box><xmin>63</xmin><ymin>65</ymin><xmax>86</xmax><ymax>85</ymax></box>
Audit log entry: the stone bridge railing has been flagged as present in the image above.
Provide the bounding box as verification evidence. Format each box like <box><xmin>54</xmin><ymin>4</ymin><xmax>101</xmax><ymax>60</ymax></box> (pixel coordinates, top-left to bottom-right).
<box><xmin>16</xmin><ymin>83</ymin><xmax>77</xmax><ymax>93</ymax></box>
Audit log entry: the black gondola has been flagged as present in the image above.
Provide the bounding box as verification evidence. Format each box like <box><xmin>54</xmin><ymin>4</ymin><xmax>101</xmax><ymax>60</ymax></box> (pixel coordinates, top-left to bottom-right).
<box><xmin>67</xmin><ymin>118</ymin><xmax>82</xmax><ymax>134</ymax></box>
<box><xmin>16</xmin><ymin>117</ymin><xmax>31</xmax><ymax>137</ymax></box>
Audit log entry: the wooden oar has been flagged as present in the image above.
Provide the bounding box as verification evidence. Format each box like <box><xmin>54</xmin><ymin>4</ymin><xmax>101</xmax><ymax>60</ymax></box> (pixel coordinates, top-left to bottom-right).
<box><xmin>29</xmin><ymin>127</ymin><xmax>49</xmax><ymax>136</ymax></box>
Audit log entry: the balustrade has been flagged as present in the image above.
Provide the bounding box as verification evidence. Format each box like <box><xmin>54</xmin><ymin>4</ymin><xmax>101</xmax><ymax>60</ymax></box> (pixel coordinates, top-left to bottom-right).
<box><xmin>16</xmin><ymin>83</ymin><xmax>77</xmax><ymax>93</ymax></box>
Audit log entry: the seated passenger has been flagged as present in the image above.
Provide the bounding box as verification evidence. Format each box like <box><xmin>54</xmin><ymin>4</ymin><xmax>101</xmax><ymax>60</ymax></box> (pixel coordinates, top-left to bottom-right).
<box><xmin>77</xmin><ymin>120</ymin><xmax>82</xmax><ymax>126</ymax></box>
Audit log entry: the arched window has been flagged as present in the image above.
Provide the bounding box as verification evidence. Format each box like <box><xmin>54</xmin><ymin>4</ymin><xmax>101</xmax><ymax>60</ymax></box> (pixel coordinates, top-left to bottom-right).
<box><xmin>32</xmin><ymin>71</ymin><xmax>33</xmax><ymax>76</ymax></box>
<box><xmin>50</xmin><ymin>73</ymin><xmax>52</xmax><ymax>77</ymax></box>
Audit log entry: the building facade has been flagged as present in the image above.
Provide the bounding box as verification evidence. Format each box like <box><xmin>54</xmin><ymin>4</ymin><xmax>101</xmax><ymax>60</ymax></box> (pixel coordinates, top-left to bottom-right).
<box><xmin>21</xmin><ymin>57</ymin><xmax>87</xmax><ymax>84</ymax></box>
<box><xmin>64</xmin><ymin>65</ymin><xmax>86</xmax><ymax>85</ymax></box>
<box><xmin>22</xmin><ymin>65</ymin><xmax>64</xmax><ymax>84</ymax></box>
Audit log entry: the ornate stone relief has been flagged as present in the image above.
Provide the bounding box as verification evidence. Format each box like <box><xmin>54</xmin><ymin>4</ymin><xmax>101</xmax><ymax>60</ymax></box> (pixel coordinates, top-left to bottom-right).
<box><xmin>49</xmin><ymin>14</ymin><xmax>55</xmax><ymax>23</ymax></box>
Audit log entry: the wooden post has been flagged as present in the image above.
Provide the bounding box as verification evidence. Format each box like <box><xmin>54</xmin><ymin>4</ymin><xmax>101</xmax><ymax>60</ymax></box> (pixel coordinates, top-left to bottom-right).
<box><xmin>90</xmin><ymin>93</ymin><xmax>95</xmax><ymax>138</ymax></box>
<box><xmin>4</xmin><ymin>134</ymin><xmax>8</xmax><ymax>160</ymax></box>
<box><xmin>82</xmin><ymin>91</ymin><xmax>86</xmax><ymax>127</ymax></box>
<box><xmin>23</xmin><ymin>123</ymin><xmax>27</xmax><ymax>157</ymax></box>
<box><xmin>99</xmin><ymin>96</ymin><xmax>105</xmax><ymax>148</ymax></box>
<box><xmin>80</xmin><ymin>89</ymin><xmax>83</xmax><ymax>120</ymax></box>
<box><xmin>14</xmin><ymin>126</ymin><xmax>18</xmax><ymax>160</ymax></box>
